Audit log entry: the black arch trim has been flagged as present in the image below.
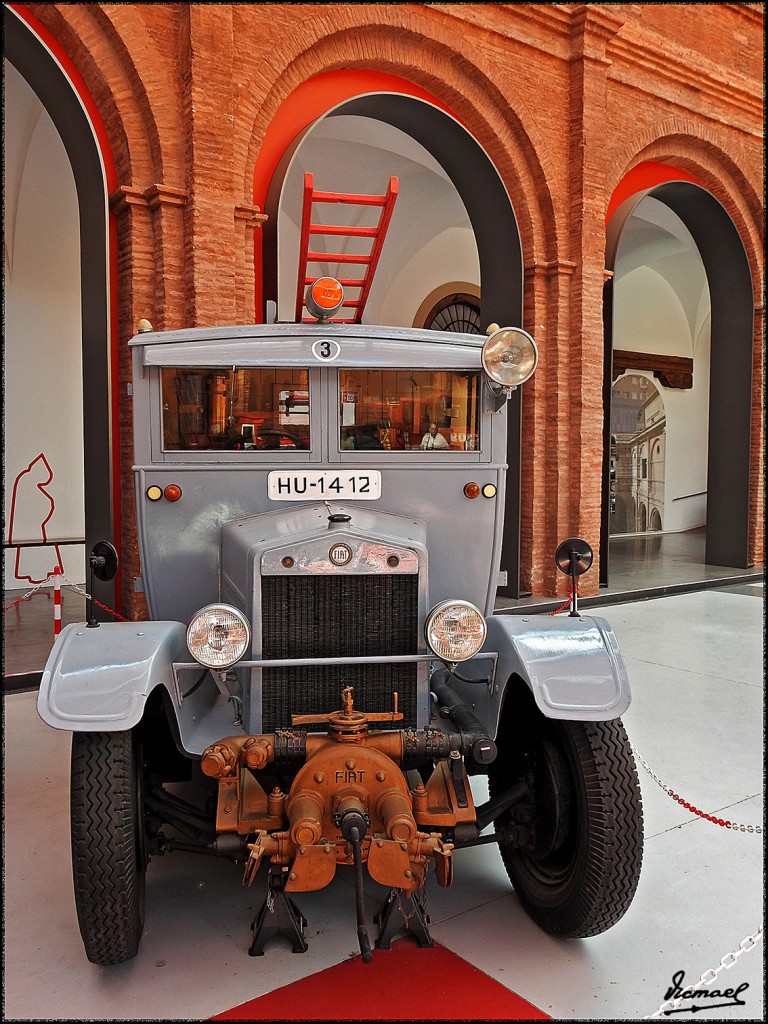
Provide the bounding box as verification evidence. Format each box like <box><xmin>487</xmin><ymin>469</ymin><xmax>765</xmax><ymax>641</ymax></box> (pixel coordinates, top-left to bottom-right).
<box><xmin>650</xmin><ymin>183</ymin><xmax>753</xmax><ymax>569</ymax></box>
<box><xmin>4</xmin><ymin>8</ymin><xmax>115</xmax><ymax>609</ymax></box>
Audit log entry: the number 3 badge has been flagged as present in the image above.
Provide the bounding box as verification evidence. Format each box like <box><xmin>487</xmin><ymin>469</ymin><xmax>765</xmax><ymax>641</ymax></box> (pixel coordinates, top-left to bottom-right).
<box><xmin>311</xmin><ymin>339</ymin><xmax>341</xmax><ymax>361</ymax></box>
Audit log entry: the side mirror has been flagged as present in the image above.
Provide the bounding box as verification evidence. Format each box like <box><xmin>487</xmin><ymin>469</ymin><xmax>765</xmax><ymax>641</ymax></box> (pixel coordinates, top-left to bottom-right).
<box><xmin>554</xmin><ymin>538</ymin><xmax>593</xmax><ymax>617</ymax></box>
<box><xmin>86</xmin><ymin>541</ymin><xmax>119</xmax><ymax>628</ymax></box>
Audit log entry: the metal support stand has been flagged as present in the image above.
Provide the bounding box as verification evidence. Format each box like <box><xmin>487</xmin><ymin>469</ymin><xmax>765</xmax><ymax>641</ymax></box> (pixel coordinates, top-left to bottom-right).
<box><xmin>375</xmin><ymin>888</ymin><xmax>433</xmax><ymax>949</ymax></box>
<box><xmin>249</xmin><ymin>865</ymin><xmax>308</xmax><ymax>956</ymax></box>
<box><xmin>568</xmin><ymin>550</ymin><xmax>580</xmax><ymax>617</ymax></box>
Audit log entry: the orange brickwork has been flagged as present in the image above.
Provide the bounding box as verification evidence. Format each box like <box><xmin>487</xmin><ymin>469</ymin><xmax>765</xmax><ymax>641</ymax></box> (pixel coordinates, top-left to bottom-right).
<box><xmin>20</xmin><ymin>2</ymin><xmax>764</xmax><ymax>616</ymax></box>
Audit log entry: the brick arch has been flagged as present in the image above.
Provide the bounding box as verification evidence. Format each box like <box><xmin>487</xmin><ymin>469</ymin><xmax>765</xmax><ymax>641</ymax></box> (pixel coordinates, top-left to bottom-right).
<box><xmin>17</xmin><ymin>2</ymin><xmax>180</xmax><ymax>186</ymax></box>
<box><xmin>607</xmin><ymin>120</ymin><xmax>764</xmax><ymax>294</ymax></box>
<box><xmin>239</xmin><ymin>25</ymin><xmax>560</xmax><ymax>265</ymax></box>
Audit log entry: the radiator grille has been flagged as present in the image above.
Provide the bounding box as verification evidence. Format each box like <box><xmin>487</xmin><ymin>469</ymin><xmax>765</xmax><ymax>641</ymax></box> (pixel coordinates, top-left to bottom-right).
<box><xmin>260</xmin><ymin>574</ymin><xmax>418</xmax><ymax>732</ymax></box>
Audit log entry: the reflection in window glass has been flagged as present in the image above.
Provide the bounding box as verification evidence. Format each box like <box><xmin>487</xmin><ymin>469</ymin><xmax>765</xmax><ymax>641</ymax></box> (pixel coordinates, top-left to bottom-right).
<box><xmin>338</xmin><ymin>370</ymin><xmax>481</xmax><ymax>452</ymax></box>
<box><xmin>161</xmin><ymin>368</ymin><xmax>310</xmax><ymax>451</ymax></box>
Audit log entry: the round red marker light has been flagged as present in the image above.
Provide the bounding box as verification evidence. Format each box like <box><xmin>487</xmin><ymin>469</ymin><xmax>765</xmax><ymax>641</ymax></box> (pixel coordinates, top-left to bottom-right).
<box><xmin>164</xmin><ymin>484</ymin><xmax>182</xmax><ymax>502</ymax></box>
<box><xmin>306</xmin><ymin>277</ymin><xmax>344</xmax><ymax>320</ymax></box>
<box><xmin>463</xmin><ymin>482</ymin><xmax>481</xmax><ymax>499</ymax></box>
<box><xmin>311</xmin><ymin>277</ymin><xmax>343</xmax><ymax>309</ymax></box>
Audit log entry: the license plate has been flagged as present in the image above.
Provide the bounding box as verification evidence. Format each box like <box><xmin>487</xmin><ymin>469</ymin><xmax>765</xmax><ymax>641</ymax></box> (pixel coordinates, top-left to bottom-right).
<box><xmin>268</xmin><ymin>470</ymin><xmax>381</xmax><ymax>501</ymax></box>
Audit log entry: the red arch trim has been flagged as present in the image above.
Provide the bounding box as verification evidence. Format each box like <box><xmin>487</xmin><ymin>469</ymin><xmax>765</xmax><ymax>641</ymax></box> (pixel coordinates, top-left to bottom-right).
<box><xmin>253</xmin><ymin>70</ymin><xmax>456</xmax><ymax>208</ymax></box>
<box><xmin>607</xmin><ymin>160</ymin><xmax>701</xmax><ymax>222</ymax></box>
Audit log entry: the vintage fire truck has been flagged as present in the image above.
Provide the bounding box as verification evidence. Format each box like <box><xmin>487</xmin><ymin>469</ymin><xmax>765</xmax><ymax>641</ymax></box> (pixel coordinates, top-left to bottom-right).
<box><xmin>38</xmin><ymin>278</ymin><xmax>643</xmax><ymax>965</ymax></box>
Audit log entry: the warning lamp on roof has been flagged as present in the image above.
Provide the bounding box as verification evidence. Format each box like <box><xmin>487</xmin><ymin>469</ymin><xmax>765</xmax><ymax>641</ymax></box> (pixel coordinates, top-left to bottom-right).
<box><xmin>305</xmin><ymin>277</ymin><xmax>344</xmax><ymax>322</ymax></box>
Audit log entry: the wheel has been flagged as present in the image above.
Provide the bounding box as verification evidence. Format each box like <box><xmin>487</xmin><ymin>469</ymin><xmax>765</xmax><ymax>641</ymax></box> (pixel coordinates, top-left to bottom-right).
<box><xmin>489</xmin><ymin>703</ymin><xmax>643</xmax><ymax>937</ymax></box>
<box><xmin>70</xmin><ymin>730</ymin><xmax>148</xmax><ymax>964</ymax></box>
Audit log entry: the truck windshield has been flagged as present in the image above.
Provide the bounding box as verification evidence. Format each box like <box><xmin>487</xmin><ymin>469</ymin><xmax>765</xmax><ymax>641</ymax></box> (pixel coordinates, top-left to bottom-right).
<box><xmin>161</xmin><ymin>367</ymin><xmax>310</xmax><ymax>451</ymax></box>
<box><xmin>339</xmin><ymin>369</ymin><xmax>481</xmax><ymax>452</ymax></box>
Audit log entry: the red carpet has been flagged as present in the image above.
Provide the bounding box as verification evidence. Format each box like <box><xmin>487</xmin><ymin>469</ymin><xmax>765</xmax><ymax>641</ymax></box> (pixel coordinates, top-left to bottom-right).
<box><xmin>211</xmin><ymin>937</ymin><xmax>550</xmax><ymax>1021</ymax></box>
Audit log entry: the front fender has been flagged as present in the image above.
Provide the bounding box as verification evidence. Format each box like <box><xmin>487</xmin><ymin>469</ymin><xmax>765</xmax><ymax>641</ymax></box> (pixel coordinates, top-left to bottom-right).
<box><xmin>485</xmin><ymin>612</ymin><xmax>631</xmax><ymax>725</ymax></box>
<box><xmin>37</xmin><ymin>620</ymin><xmax>188</xmax><ymax>732</ymax></box>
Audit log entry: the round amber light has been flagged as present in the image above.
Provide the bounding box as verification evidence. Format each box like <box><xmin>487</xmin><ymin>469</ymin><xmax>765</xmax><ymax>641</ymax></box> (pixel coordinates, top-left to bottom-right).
<box><xmin>463</xmin><ymin>482</ymin><xmax>481</xmax><ymax>499</ymax></box>
<box><xmin>482</xmin><ymin>483</ymin><xmax>497</xmax><ymax>499</ymax></box>
<box><xmin>164</xmin><ymin>484</ymin><xmax>182</xmax><ymax>502</ymax></box>
<box><xmin>146</xmin><ymin>485</ymin><xmax>163</xmax><ymax>502</ymax></box>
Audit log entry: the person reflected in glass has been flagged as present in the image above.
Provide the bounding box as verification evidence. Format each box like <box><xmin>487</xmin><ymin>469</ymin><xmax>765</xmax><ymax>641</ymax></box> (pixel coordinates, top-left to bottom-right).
<box><xmin>420</xmin><ymin>422</ymin><xmax>448</xmax><ymax>450</ymax></box>
<box><xmin>356</xmin><ymin>423</ymin><xmax>384</xmax><ymax>449</ymax></box>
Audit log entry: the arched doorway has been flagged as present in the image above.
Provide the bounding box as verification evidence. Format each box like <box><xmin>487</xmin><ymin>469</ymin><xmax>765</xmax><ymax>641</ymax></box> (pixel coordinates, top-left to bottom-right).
<box><xmin>603</xmin><ymin>165</ymin><xmax>754</xmax><ymax>585</ymax></box>
<box><xmin>4</xmin><ymin>6</ymin><xmax>117</xmax><ymax>610</ymax></box>
<box><xmin>255</xmin><ymin>75</ymin><xmax>528</xmax><ymax>595</ymax></box>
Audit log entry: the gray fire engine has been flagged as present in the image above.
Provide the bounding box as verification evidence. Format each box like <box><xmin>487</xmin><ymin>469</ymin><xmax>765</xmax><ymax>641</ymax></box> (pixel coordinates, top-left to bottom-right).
<box><xmin>38</xmin><ymin>279</ymin><xmax>642</xmax><ymax>964</ymax></box>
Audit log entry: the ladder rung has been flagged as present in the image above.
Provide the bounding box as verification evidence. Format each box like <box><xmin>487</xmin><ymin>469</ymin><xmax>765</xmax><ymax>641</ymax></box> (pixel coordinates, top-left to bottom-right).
<box><xmin>307</xmin><ymin>252</ymin><xmax>371</xmax><ymax>264</ymax></box>
<box><xmin>311</xmin><ymin>191</ymin><xmax>387</xmax><ymax>206</ymax></box>
<box><xmin>309</xmin><ymin>224</ymin><xmax>378</xmax><ymax>238</ymax></box>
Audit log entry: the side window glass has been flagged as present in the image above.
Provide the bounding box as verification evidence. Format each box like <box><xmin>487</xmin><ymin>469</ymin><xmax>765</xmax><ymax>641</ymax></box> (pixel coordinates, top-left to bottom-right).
<box><xmin>338</xmin><ymin>370</ymin><xmax>481</xmax><ymax>452</ymax></box>
<box><xmin>161</xmin><ymin>368</ymin><xmax>311</xmax><ymax>451</ymax></box>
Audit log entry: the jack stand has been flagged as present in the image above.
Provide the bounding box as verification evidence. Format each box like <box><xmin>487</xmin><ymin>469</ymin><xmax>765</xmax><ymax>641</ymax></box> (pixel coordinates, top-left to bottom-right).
<box><xmin>249</xmin><ymin>865</ymin><xmax>308</xmax><ymax>956</ymax></box>
<box><xmin>375</xmin><ymin>888</ymin><xmax>433</xmax><ymax>949</ymax></box>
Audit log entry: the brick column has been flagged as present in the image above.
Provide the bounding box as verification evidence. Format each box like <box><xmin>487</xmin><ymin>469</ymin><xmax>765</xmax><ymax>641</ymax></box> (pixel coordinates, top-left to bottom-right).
<box><xmin>565</xmin><ymin>4</ymin><xmax>624</xmax><ymax>596</ymax></box>
<box><xmin>109</xmin><ymin>182</ymin><xmax>189</xmax><ymax>618</ymax></box>
<box><xmin>749</xmin><ymin>300</ymin><xmax>765</xmax><ymax>566</ymax></box>
<box><xmin>522</xmin><ymin>258</ymin><xmax>577</xmax><ymax>597</ymax></box>
<box><xmin>181</xmin><ymin>5</ymin><xmax>241</xmax><ymax>326</ymax></box>
<box><xmin>108</xmin><ymin>187</ymin><xmax>153</xmax><ymax>619</ymax></box>
<box><xmin>234</xmin><ymin>204</ymin><xmax>268</xmax><ymax>324</ymax></box>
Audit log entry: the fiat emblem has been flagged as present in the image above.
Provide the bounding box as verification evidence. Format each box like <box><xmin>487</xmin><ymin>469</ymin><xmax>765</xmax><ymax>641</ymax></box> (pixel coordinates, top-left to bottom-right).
<box><xmin>329</xmin><ymin>543</ymin><xmax>352</xmax><ymax>566</ymax></box>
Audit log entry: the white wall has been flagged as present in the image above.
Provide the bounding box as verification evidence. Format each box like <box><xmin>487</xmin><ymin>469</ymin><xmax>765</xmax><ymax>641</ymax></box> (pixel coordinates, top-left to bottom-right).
<box><xmin>3</xmin><ymin>60</ymin><xmax>85</xmax><ymax>590</ymax></box>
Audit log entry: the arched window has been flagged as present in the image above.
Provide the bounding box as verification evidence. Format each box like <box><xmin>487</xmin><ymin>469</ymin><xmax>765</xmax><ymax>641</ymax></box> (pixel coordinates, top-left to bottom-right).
<box><xmin>424</xmin><ymin>293</ymin><xmax>482</xmax><ymax>334</ymax></box>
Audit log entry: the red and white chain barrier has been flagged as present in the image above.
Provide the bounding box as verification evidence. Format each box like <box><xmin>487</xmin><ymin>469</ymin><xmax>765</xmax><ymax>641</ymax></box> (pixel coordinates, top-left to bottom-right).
<box><xmin>633</xmin><ymin>746</ymin><xmax>762</xmax><ymax>1018</ymax></box>
<box><xmin>632</xmin><ymin>747</ymin><xmax>762</xmax><ymax>834</ymax></box>
<box><xmin>2</xmin><ymin>567</ymin><xmax>128</xmax><ymax>628</ymax></box>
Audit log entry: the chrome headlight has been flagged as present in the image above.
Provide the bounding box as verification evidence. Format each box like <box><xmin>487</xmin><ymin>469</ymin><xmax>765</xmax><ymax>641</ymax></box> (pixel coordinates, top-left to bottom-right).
<box><xmin>187</xmin><ymin>604</ymin><xmax>251</xmax><ymax>670</ymax></box>
<box><xmin>425</xmin><ymin>600</ymin><xmax>487</xmax><ymax>663</ymax></box>
<box><xmin>482</xmin><ymin>327</ymin><xmax>538</xmax><ymax>389</ymax></box>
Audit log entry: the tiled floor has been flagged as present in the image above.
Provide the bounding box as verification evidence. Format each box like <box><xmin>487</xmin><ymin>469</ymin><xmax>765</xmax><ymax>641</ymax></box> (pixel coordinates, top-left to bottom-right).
<box><xmin>2</xmin><ymin>581</ymin><xmax>763</xmax><ymax>1020</ymax></box>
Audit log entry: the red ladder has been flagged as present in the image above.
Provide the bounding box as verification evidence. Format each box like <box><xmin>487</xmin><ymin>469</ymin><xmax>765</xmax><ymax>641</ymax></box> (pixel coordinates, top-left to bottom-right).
<box><xmin>295</xmin><ymin>172</ymin><xmax>399</xmax><ymax>323</ymax></box>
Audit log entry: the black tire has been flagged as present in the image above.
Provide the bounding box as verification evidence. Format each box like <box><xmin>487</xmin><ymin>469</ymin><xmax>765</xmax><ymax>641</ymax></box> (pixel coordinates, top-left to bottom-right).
<box><xmin>489</xmin><ymin>708</ymin><xmax>643</xmax><ymax>938</ymax></box>
<box><xmin>70</xmin><ymin>730</ymin><xmax>147</xmax><ymax>964</ymax></box>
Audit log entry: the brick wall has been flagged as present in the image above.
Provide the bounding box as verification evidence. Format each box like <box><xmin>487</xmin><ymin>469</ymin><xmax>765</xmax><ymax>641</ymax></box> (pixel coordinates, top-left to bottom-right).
<box><xmin>25</xmin><ymin>2</ymin><xmax>765</xmax><ymax>615</ymax></box>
